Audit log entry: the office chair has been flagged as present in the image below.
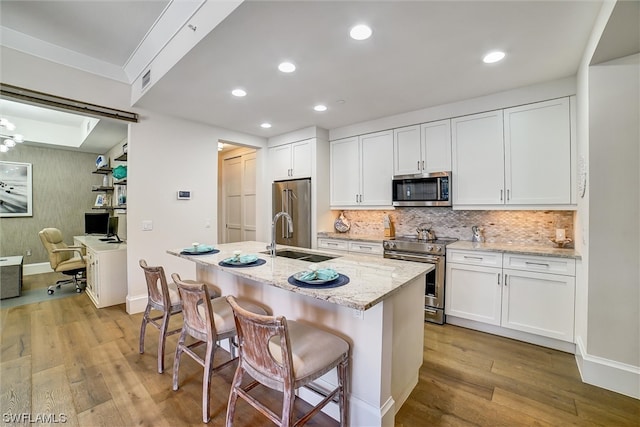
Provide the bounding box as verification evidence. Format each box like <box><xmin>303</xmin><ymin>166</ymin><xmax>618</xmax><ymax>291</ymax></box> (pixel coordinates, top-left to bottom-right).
<box><xmin>38</xmin><ymin>228</ymin><xmax>87</xmax><ymax>295</ymax></box>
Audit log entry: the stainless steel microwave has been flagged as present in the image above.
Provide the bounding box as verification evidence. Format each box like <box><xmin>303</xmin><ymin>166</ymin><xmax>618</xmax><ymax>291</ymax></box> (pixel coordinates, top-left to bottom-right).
<box><xmin>392</xmin><ymin>172</ymin><xmax>451</xmax><ymax>207</ymax></box>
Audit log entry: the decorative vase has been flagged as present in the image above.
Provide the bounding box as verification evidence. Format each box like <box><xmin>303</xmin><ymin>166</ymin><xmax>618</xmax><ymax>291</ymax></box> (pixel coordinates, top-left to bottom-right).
<box><xmin>334</xmin><ymin>211</ymin><xmax>350</xmax><ymax>233</ymax></box>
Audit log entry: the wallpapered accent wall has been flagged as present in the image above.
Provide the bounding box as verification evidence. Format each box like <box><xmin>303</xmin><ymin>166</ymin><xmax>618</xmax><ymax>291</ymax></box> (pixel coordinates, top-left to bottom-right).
<box><xmin>334</xmin><ymin>208</ymin><xmax>575</xmax><ymax>247</ymax></box>
<box><xmin>0</xmin><ymin>145</ymin><xmax>102</xmax><ymax>263</ymax></box>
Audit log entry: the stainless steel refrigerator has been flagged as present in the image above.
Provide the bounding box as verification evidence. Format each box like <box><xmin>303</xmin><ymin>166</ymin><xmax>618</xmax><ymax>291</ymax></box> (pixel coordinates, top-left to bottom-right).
<box><xmin>273</xmin><ymin>178</ymin><xmax>311</xmax><ymax>249</ymax></box>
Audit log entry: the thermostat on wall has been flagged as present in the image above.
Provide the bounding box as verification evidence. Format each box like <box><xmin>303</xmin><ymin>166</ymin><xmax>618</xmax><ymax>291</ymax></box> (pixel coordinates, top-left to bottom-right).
<box><xmin>177</xmin><ymin>191</ymin><xmax>191</xmax><ymax>200</ymax></box>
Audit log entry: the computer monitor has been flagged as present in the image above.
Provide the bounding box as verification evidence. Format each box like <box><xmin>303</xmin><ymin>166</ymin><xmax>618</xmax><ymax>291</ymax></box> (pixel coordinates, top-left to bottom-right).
<box><xmin>107</xmin><ymin>216</ymin><xmax>119</xmax><ymax>237</ymax></box>
<box><xmin>84</xmin><ymin>212</ymin><xmax>109</xmax><ymax>235</ymax></box>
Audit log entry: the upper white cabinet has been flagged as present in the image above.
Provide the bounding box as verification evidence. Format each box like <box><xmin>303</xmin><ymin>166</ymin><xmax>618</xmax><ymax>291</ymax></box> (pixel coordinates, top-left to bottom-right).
<box><xmin>269</xmin><ymin>139</ymin><xmax>312</xmax><ymax>181</ymax></box>
<box><xmin>393</xmin><ymin>125</ymin><xmax>421</xmax><ymax>176</ymax></box>
<box><xmin>452</xmin><ymin>97</ymin><xmax>572</xmax><ymax>207</ymax></box>
<box><xmin>452</xmin><ymin>111</ymin><xmax>505</xmax><ymax>205</ymax></box>
<box><xmin>331</xmin><ymin>130</ymin><xmax>393</xmax><ymax>207</ymax></box>
<box><xmin>422</xmin><ymin>119</ymin><xmax>452</xmax><ymax>173</ymax></box>
<box><xmin>504</xmin><ymin>98</ymin><xmax>571</xmax><ymax>204</ymax></box>
<box><xmin>393</xmin><ymin>120</ymin><xmax>451</xmax><ymax>176</ymax></box>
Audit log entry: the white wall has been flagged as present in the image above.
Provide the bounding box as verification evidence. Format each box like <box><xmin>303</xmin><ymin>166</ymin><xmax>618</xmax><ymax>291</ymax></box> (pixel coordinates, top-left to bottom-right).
<box><xmin>573</xmin><ymin>0</ymin><xmax>640</xmax><ymax>398</ymax></box>
<box><xmin>587</xmin><ymin>53</ymin><xmax>639</xmax><ymax>364</ymax></box>
<box><xmin>126</xmin><ymin>110</ymin><xmax>267</xmax><ymax>313</ymax></box>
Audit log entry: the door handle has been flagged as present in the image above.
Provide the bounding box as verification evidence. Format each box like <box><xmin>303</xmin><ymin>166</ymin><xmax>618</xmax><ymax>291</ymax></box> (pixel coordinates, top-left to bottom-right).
<box><xmin>500</xmin><ymin>189</ymin><xmax>503</xmax><ymax>201</ymax></box>
<box><xmin>507</xmin><ymin>189</ymin><xmax>510</xmax><ymax>201</ymax></box>
<box><xmin>497</xmin><ymin>274</ymin><xmax>501</xmax><ymax>285</ymax></box>
<box><xmin>504</xmin><ymin>274</ymin><xmax>508</xmax><ymax>286</ymax></box>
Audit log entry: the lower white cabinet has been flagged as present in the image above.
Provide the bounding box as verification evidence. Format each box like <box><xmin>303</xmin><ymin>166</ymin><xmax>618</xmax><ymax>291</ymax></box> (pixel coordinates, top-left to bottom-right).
<box><xmin>502</xmin><ymin>268</ymin><xmax>575</xmax><ymax>341</ymax></box>
<box><xmin>75</xmin><ymin>236</ymin><xmax>127</xmax><ymax>308</ymax></box>
<box><xmin>446</xmin><ymin>249</ymin><xmax>576</xmax><ymax>343</ymax></box>
<box><xmin>446</xmin><ymin>252</ymin><xmax>502</xmax><ymax>325</ymax></box>
<box><xmin>317</xmin><ymin>238</ymin><xmax>383</xmax><ymax>256</ymax></box>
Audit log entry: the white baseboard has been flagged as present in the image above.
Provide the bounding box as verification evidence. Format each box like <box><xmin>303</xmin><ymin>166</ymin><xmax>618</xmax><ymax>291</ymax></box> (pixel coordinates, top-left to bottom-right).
<box><xmin>126</xmin><ymin>293</ymin><xmax>148</xmax><ymax>314</ymax></box>
<box><xmin>575</xmin><ymin>336</ymin><xmax>640</xmax><ymax>399</ymax></box>
<box><xmin>24</xmin><ymin>262</ymin><xmax>53</xmax><ymax>276</ymax></box>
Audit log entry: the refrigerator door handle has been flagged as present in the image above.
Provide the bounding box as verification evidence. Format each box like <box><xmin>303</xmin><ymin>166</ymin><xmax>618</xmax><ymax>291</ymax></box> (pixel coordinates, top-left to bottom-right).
<box><xmin>287</xmin><ymin>189</ymin><xmax>294</xmax><ymax>237</ymax></box>
<box><xmin>282</xmin><ymin>189</ymin><xmax>287</xmax><ymax>239</ymax></box>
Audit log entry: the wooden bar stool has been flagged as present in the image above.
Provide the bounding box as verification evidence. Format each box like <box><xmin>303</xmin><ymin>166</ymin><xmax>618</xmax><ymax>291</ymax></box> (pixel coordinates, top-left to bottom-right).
<box><xmin>171</xmin><ymin>274</ymin><xmax>267</xmax><ymax>423</ymax></box>
<box><xmin>225</xmin><ymin>295</ymin><xmax>350</xmax><ymax>427</ymax></box>
<box><xmin>139</xmin><ymin>259</ymin><xmax>194</xmax><ymax>374</ymax></box>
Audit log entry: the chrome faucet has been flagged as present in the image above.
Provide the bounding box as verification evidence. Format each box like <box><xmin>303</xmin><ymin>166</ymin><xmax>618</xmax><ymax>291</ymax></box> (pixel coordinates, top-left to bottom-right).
<box><xmin>267</xmin><ymin>211</ymin><xmax>293</xmax><ymax>257</ymax></box>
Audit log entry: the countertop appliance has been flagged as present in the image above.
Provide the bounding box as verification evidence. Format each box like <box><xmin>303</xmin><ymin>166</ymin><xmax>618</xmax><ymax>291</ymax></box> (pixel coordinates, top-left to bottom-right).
<box><xmin>383</xmin><ymin>235</ymin><xmax>458</xmax><ymax>324</ymax></box>
<box><xmin>392</xmin><ymin>171</ymin><xmax>451</xmax><ymax>207</ymax></box>
<box><xmin>273</xmin><ymin>178</ymin><xmax>311</xmax><ymax>249</ymax></box>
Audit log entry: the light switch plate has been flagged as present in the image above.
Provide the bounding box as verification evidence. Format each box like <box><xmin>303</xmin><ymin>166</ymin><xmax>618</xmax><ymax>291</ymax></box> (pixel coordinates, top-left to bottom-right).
<box><xmin>142</xmin><ymin>220</ymin><xmax>153</xmax><ymax>231</ymax></box>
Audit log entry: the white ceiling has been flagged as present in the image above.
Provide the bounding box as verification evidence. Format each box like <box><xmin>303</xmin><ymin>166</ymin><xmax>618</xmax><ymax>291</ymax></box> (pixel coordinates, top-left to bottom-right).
<box><xmin>0</xmin><ymin>0</ymin><xmax>629</xmax><ymax>147</ymax></box>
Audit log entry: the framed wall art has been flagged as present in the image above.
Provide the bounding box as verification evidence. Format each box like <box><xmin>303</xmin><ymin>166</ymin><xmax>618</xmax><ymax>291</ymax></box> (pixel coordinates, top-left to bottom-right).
<box><xmin>94</xmin><ymin>193</ymin><xmax>106</xmax><ymax>207</ymax></box>
<box><xmin>0</xmin><ymin>161</ymin><xmax>33</xmax><ymax>217</ymax></box>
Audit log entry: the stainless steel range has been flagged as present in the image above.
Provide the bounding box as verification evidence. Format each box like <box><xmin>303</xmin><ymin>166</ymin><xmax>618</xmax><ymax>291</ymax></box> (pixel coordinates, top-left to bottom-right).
<box><xmin>383</xmin><ymin>235</ymin><xmax>458</xmax><ymax>324</ymax></box>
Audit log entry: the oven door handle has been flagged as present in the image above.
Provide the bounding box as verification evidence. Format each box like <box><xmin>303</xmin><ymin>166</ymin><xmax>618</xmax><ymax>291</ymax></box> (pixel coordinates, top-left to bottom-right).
<box><xmin>384</xmin><ymin>251</ymin><xmax>442</xmax><ymax>263</ymax></box>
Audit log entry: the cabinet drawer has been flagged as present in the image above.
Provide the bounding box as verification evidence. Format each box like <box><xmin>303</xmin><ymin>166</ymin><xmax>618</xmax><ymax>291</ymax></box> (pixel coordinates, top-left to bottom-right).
<box><xmin>447</xmin><ymin>250</ymin><xmax>502</xmax><ymax>267</ymax></box>
<box><xmin>348</xmin><ymin>241</ymin><xmax>383</xmax><ymax>255</ymax></box>
<box><xmin>317</xmin><ymin>238</ymin><xmax>348</xmax><ymax>251</ymax></box>
<box><xmin>503</xmin><ymin>254</ymin><xmax>575</xmax><ymax>276</ymax></box>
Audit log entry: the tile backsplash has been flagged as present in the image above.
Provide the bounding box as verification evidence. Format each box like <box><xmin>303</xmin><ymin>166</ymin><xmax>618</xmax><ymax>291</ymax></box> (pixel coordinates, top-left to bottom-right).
<box><xmin>330</xmin><ymin>208</ymin><xmax>575</xmax><ymax>247</ymax></box>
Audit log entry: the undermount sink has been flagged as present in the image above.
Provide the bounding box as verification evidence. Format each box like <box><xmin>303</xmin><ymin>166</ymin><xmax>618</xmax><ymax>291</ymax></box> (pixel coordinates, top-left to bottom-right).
<box><xmin>260</xmin><ymin>249</ymin><xmax>338</xmax><ymax>263</ymax></box>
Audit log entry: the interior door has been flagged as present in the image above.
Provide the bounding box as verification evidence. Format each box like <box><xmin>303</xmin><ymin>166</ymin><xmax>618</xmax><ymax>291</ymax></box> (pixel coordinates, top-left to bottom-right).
<box><xmin>224</xmin><ymin>156</ymin><xmax>243</xmax><ymax>243</ymax></box>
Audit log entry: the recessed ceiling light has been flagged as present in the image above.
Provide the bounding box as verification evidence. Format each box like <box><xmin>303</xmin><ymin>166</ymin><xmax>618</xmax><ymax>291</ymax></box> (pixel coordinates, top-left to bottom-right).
<box><xmin>313</xmin><ymin>104</ymin><xmax>328</xmax><ymax>112</ymax></box>
<box><xmin>231</xmin><ymin>88</ymin><xmax>247</xmax><ymax>97</ymax></box>
<box><xmin>350</xmin><ymin>24</ymin><xmax>372</xmax><ymax>40</ymax></box>
<box><xmin>260</xmin><ymin>123</ymin><xmax>272</xmax><ymax>129</ymax></box>
<box><xmin>278</xmin><ymin>62</ymin><xmax>296</xmax><ymax>73</ymax></box>
<box><xmin>483</xmin><ymin>51</ymin><xmax>506</xmax><ymax>64</ymax></box>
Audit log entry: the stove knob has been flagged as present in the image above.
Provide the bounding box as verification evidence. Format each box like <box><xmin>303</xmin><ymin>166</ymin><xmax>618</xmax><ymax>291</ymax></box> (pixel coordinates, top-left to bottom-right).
<box><xmin>434</xmin><ymin>245</ymin><xmax>443</xmax><ymax>253</ymax></box>
<box><xmin>384</xmin><ymin>241</ymin><xmax>395</xmax><ymax>249</ymax></box>
<box><xmin>426</xmin><ymin>245</ymin><xmax>434</xmax><ymax>252</ymax></box>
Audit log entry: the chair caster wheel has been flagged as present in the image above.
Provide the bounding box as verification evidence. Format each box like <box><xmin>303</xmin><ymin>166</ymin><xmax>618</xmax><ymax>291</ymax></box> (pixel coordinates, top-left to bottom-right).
<box><xmin>76</xmin><ymin>288</ymin><xmax>82</xmax><ymax>293</ymax></box>
<box><xmin>48</xmin><ymin>289</ymin><xmax>54</xmax><ymax>295</ymax></box>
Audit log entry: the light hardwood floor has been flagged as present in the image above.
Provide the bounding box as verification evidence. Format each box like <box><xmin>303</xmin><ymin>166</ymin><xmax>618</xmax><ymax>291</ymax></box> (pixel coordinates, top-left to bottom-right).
<box><xmin>1</xmin><ymin>273</ymin><xmax>639</xmax><ymax>426</ymax></box>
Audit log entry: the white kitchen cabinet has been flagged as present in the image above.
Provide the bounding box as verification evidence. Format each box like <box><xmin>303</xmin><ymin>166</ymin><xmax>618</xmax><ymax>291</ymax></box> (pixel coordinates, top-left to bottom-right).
<box><xmin>501</xmin><ymin>253</ymin><xmax>575</xmax><ymax>341</ymax></box>
<box><xmin>348</xmin><ymin>241</ymin><xmax>383</xmax><ymax>255</ymax></box>
<box><xmin>502</xmin><ymin>269</ymin><xmax>575</xmax><ymax>342</ymax></box>
<box><xmin>422</xmin><ymin>119</ymin><xmax>452</xmax><ymax>173</ymax></box>
<box><xmin>452</xmin><ymin>98</ymin><xmax>572</xmax><ymax>207</ymax></box>
<box><xmin>330</xmin><ymin>136</ymin><xmax>360</xmax><ymax>206</ymax></box>
<box><xmin>446</xmin><ymin>249</ymin><xmax>577</xmax><ymax>344</ymax></box>
<box><xmin>504</xmin><ymin>97</ymin><xmax>571</xmax><ymax>204</ymax></box>
<box><xmin>269</xmin><ymin>139</ymin><xmax>312</xmax><ymax>181</ymax></box>
<box><xmin>317</xmin><ymin>238</ymin><xmax>349</xmax><ymax>252</ymax></box>
<box><xmin>445</xmin><ymin>251</ymin><xmax>503</xmax><ymax>325</ymax></box>
<box><xmin>75</xmin><ymin>236</ymin><xmax>127</xmax><ymax>308</ymax></box>
<box><xmin>452</xmin><ymin>110</ymin><xmax>505</xmax><ymax>205</ymax></box>
<box><xmin>317</xmin><ymin>237</ymin><xmax>383</xmax><ymax>256</ymax></box>
<box><xmin>393</xmin><ymin>125</ymin><xmax>421</xmax><ymax>176</ymax></box>
<box><xmin>331</xmin><ymin>130</ymin><xmax>393</xmax><ymax>207</ymax></box>
<box><xmin>393</xmin><ymin>120</ymin><xmax>451</xmax><ymax>176</ymax></box>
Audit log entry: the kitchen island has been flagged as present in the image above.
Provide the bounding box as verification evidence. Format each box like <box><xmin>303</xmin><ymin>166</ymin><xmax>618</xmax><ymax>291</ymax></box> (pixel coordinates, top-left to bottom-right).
<box><xmin>168</xmin><ymin>241</ymin><xmax>432</xmax><ymax>427</ymax></box>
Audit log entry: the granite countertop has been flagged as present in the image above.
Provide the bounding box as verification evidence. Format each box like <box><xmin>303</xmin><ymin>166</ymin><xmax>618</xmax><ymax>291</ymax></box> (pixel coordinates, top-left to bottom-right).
<box><xmin>447</xmin><ymin>241</ymin><xmax>581</xmax><ymax>259</ymax></box>
<box><xmin>317</xmin><ymin>232</ymin><xmax>386</xmax><ymax>243</ymax></box>
<box><xmin>168</xmin><ymin>241</ymin><xmax>432</xmax><ymax>311</ymax></box>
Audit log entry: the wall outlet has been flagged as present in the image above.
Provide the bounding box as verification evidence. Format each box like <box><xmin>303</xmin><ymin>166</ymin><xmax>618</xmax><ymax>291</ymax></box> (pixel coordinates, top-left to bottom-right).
<box><xmin>205</xmin><ymin>218</ymin><xmax>211</xmax><ymax>228</ymax></box>
<box><xmin>25</xmin><ymin>249</ymin><xmax>32</xmax><ymax>256</ymax></box>
<box><xmin>142</xmin><ymin>220</ymin><xmax>153</xmax><ymax>231</ymax></box>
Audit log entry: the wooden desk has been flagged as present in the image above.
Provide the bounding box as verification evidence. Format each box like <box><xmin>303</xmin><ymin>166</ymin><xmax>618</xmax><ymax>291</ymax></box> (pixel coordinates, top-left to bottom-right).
<box><xmin>74</xmin><ymin>236</ymin><xmax>127</xmax><ymax>308</ymax></box>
